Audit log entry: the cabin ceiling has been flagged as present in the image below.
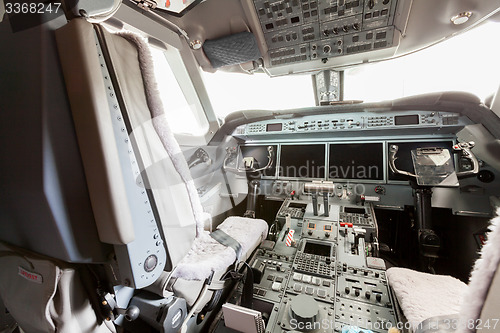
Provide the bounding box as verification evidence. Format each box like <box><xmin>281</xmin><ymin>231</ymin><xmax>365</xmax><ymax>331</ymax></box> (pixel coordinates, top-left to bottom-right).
<box><xmin>121</xmin><ymin>0</ymin><xmax>500</xmax><ymax>76</ymax></box>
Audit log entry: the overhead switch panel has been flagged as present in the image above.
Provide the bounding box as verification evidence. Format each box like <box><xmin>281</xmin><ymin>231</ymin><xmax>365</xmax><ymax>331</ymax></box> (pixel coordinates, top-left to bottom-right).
<box><xmin>252</xmin><ymin>0</ymin><xmax>398</xmax><ymax>67</ymax></box>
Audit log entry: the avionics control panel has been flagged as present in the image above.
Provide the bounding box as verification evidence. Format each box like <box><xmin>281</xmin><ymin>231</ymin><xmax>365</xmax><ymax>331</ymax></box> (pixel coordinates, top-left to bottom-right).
<box><xmin>217</xmin><ymin>201</ymin><xmax>397</xmax><ymax>333</ymax></box>
<box><xmin>252</xmin><ymin>0</ymin><xmax>399</xmax><ymax>68</ymax></box>
<box><xmin>238</xmin><ymin>111</ymin><xmax>468</xmax><ymax>137</ymax></box>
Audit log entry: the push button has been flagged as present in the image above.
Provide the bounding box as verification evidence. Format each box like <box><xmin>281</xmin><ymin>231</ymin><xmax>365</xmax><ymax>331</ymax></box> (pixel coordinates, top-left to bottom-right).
<box><xmin>144</xmin><ymin>255</ymin><xmax>158</xmax><ymax>272</ymax></box>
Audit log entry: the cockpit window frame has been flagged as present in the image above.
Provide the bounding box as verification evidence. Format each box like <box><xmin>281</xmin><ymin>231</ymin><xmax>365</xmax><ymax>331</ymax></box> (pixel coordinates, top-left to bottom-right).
<box><xmin>151</xmin><ymin>42</ymin><xmax>220</xmax><ymax>145</ymax></box>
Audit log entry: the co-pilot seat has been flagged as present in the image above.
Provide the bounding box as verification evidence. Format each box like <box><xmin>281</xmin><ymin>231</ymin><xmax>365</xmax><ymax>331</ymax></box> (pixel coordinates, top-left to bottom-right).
<box><xmin>0</xmin><ymin>16</ymin><xmax>267</xmax><ymax>333</ymax></box>
<box><xmin>386</xmin><ymin>208</ymin><xmax>500</xmax><ymax>333</ymax></box>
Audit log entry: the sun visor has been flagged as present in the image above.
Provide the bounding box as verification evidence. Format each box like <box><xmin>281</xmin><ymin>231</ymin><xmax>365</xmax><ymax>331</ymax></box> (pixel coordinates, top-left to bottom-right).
<box><xmin>203</xmin><ymin>31</ymin><xmax>262</xmax><ymax>68</ymax></box>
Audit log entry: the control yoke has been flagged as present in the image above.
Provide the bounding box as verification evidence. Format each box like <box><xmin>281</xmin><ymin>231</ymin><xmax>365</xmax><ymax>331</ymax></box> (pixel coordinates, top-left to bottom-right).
<box><xmin>388</xmin><ymin>141</ymin><xmax>479</xmax><ymax>184</ymax></box>
<box><xmin>388</xmin><ymin>141</ymin><xmax>479</xmax><ymax>273</ymax></box>
<box><xmin>187</xmin><ymin>148</ymin><xmax>212</xmax><ymax>169</ymax></box>
<box><xmin>223</xmin><ymin>146</ymin><xmax>275</xmax><ymax>174</ymax></box>
<box><xmin>451</xmin><ymin>141</ymin><xmax>480</xmax><ymax>177</ymax></box>
<box><xmin>223</xmin><ymin>146</ymin><xmax>275</xmax><ymax>218</ymax></box>
<box><xmin>388</xmin><ymin>145</ymin><xmax>416</xmax><ymax>178</ymax></box>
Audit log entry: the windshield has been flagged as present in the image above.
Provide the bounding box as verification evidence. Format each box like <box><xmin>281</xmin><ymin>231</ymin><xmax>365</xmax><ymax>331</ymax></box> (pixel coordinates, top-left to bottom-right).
<box><xmin>344</xmin><ymin>21</ymin><xmax>500</xmax><ymax>103</ymax></box>
<box><xmin>202</xmin><ymin>71</ymin><xmax>315</xmax><ymax>118</ymax></box>
<box><xmin>202</xmin><ymin>21</ymin><xmax>500</xmax><ymax>119</ymax></box>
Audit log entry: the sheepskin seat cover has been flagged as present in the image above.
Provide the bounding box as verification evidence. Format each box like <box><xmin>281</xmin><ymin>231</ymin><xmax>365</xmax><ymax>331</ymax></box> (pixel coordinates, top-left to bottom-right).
<box><xmin>386</xmin><ymin>267</ymin><xmax>467</xmax><ymax>332</ymax></box>
<box><xmin>172</xmin><ymin>217</ymin><xmax>268</xmax><ymax>281</ymax></box>
<box><xmin>117</xmin><ymin>32</ymin><xmax>269</xmax><ymax>281</ymax></box>
<box><xmin>459</xmin><ymin>208</ymin><xmax>500</xmax><ymax>330</ymax></box>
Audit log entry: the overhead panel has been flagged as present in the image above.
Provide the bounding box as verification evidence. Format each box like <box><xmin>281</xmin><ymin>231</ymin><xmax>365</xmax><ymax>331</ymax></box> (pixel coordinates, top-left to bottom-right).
<box><xmin>252</xmin><ymin>0</ymin><xmax>398</xmax><ymax>67</ymax></box>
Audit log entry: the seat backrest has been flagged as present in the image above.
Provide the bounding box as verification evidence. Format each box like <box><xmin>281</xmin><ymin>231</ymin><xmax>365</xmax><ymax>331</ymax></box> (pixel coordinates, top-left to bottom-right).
<box><xmin>459</xmin><ymin>207</ymin><xmax>500</xmax><ymax>329</ymax></box>
<box><xmin>478</xmin><ymin>267</ymin><xmax>500</xmax><ymax>325</ymax></box>
<box><xmin>0</xmin><ymin>11</ymin><xmax>218</xmax><ymax>331</ymax></box>
<box><xmin>0</xmin><ymin>9</ymin><xmax>111</xmax><ymax>263</ymax></box>
<box><xmin>56</xmin><ymin>18</ymin><xmax>204</xmax><ymax>270</ymax></box>
<box><xmin>0</xmin><ymin>12</ymin><xmax>205</xmax><ymax>290</ymax></box>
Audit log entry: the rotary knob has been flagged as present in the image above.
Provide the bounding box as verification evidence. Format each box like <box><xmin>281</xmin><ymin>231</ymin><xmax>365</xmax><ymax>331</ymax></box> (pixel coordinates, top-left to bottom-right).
<box><xmin>289</xmin><ymin>295</ymin><xmax>319</xmax><ymax>326</ymax></box>
<box><xmin>144</xmin><ymin>255</ymin><xmax>158</xmax><ymax>272</ymax></box>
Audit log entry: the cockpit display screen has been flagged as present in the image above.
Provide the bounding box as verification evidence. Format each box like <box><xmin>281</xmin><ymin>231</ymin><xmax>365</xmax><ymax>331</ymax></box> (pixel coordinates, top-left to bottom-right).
<box><xmin>239</xmin><ymin>145</ymin><xmax>278</xmax><ymax>177</ymax></box>
<box><xmin>395</xmin><ymin>115</ymin><xmax>419</xmax><ymax>125</ymax></box>
<box><xmin>388</xmin><ymin>141</ymin><xmax>454</xmax><ymax>181</ymax></box>
<box><xmin>303</xmin><ymin>241</ymin><xmax>331</xmax><ymax>257</ymax></box>
<box><xmin>266</xmin><ymin>123</ymin><xmax>282</xmax><ymax>132</ymax></box>
<box><xmin>329</xmin><ymin>143</ymin><xmax>384</xmax><ymax>180</ymax></box>
<box><xmin>279</xmin><ymin>144</ymin><xmax>326</xmax><ymax>178</ymax></box>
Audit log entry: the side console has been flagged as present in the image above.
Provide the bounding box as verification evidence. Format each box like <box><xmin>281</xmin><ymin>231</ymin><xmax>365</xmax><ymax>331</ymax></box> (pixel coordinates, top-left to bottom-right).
<box><xmin>335</xmin><ymin>262</ymin><xmax>396</xmax><ymax>331</ymax></box>
<box><xmin>251</xmin><ymin>249</ymin><xmax>294</xmax><ymax>303</ymax></box>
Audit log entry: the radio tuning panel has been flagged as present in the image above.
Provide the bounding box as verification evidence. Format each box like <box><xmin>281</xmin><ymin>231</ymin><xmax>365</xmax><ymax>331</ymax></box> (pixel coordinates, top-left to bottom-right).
<box><xmin>336</xmin><ymin>273</ymin><xmax>392</xmax><ymax>306</ymax></box>
<box><xmin>302</xmin><ymin>219</ymin><xmax>337</xmax><ymax>241</ymax></box>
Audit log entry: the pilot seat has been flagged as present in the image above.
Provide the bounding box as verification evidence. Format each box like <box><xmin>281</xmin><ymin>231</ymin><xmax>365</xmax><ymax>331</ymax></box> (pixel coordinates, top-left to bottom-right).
<box><xmin>0</xmin><ymin>12</ymin><xmax>267</xmax><ymax>333</ymax></box>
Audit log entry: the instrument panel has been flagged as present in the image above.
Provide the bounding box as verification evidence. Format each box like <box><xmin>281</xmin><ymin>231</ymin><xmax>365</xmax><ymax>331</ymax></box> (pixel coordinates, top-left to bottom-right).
<box><xmin>226</xmin><ymin>108</ymin><xmax>500</xmax><ymax>216</ymax></box>
<box><xmin>236</xmin><ymin>140</ymin><xmax>455</xmax><ymax>183</ymax></box>
<box><xmin>231</xmin><ymin>110</ymin><xmax>471</xmax><ymax>183</ymax></box>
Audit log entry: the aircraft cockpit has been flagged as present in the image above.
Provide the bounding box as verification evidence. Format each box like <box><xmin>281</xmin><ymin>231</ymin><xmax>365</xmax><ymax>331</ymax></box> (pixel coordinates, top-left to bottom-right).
<box><xmin>1</xmin><ymin>1</ymin><xmax>500</xmax><ymax>333</ymax></box>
